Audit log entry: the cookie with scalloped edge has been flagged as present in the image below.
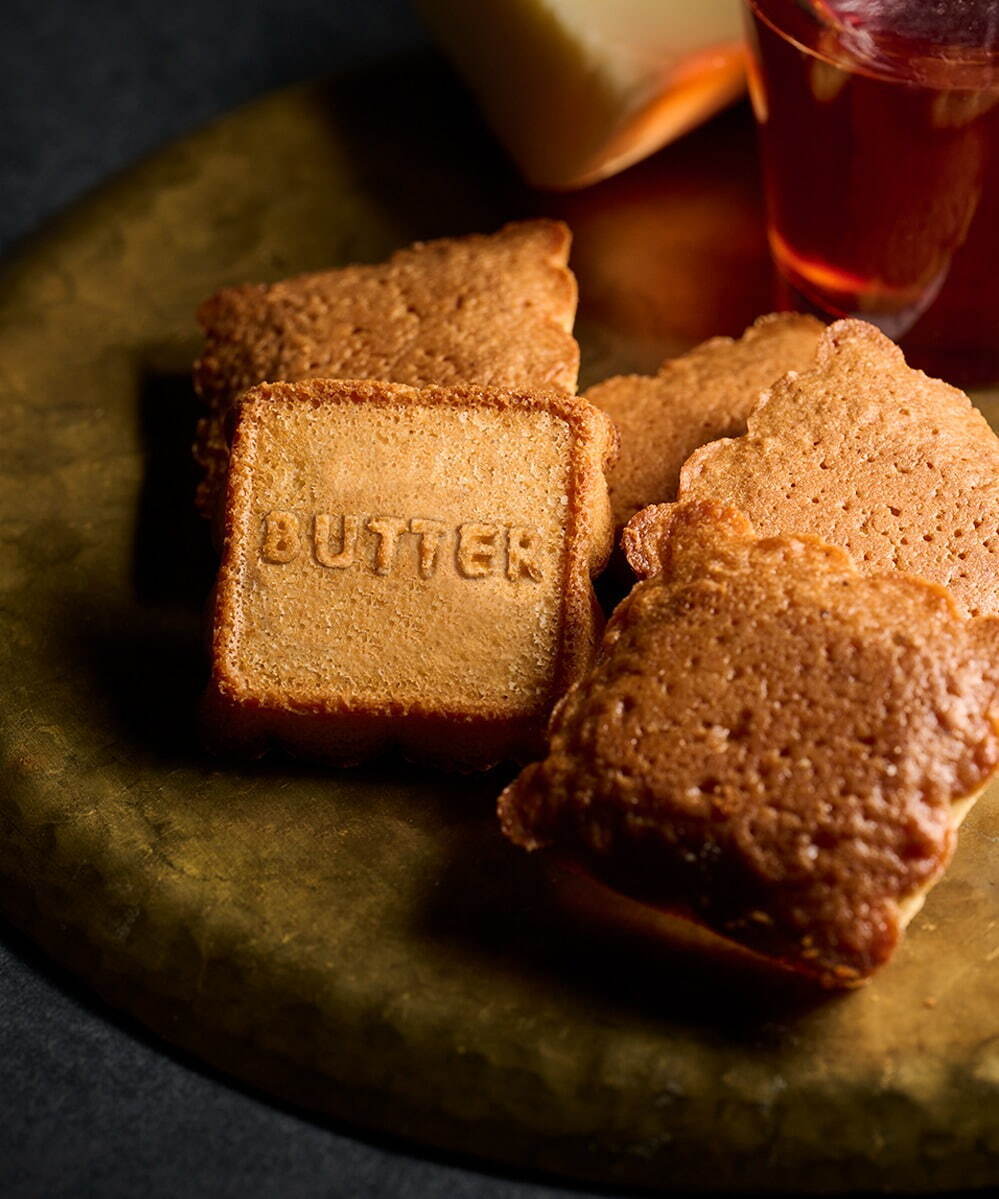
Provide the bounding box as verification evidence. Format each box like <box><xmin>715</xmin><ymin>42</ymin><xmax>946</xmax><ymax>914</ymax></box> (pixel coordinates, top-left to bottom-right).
<box><xmin>585</xmin><ymin>313</ymin><xmax>823</xmax><ymax>529</ymax></box>
<box><xmin>665</xmin><ymin>319</ymin><xmax>999</xmax><ymax>617</ymax></box>
<box><xmin>193</xmin><ymin>220</ymin><xmax>580</xmax><ymax>517</ymax></box>
<box><xmin>501</xmin><ymin>500</ymin><xmax>999</xmax><ymax>986</ymax></box>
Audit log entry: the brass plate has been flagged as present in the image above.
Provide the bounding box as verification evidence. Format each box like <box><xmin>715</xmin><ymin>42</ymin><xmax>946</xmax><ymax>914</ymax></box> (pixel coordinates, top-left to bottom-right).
<box><xmin>2</xmin><ymin>61</ymin><xmax>999</xmax><ymax>1193</ymax></box>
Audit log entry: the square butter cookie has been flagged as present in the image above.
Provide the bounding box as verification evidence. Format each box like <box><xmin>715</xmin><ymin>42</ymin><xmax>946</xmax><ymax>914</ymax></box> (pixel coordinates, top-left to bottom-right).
<box><xmin>204</xmin><ymin>378</ymin><xmax>615</xmax><ymax>768</ymax></box>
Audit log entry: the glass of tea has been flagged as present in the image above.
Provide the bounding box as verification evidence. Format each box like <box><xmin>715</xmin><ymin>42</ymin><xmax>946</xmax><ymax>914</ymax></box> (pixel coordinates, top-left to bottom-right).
<box><xmin>745</xmin><ymin>0</ymin><xmax>999</xmax><ymax>386</ymax></box>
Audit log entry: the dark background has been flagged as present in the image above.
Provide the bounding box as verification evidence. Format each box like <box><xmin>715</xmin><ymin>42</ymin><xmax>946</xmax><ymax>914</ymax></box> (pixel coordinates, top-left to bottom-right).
<box><xmin>0</xmin><ymin>2</ymin><xmax>619</xmax><ymax>1196</ymax></box>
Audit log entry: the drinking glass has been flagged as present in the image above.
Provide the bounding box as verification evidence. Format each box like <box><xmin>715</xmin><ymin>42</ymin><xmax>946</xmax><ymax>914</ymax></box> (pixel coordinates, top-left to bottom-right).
<box><xmin>744</xmin><ymin>0</ymin><xmax>999</xmax><ymax>386</ymax></box>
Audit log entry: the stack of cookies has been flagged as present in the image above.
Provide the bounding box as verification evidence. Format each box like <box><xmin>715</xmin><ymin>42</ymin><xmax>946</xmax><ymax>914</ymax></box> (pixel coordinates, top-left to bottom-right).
<box><xmin>197</xmin><ymin>222</ymin><xmax>616</xmax><ymax>770</ymax></box>
<box><xmin>194</xmin><ymin>224</ymin><xmax>999</xmax><ymax>988</ymax></box>
<box><xmin>508</xmin><ymin>317</ymin><xmax>999</xmax><ymax>987</ymax></box>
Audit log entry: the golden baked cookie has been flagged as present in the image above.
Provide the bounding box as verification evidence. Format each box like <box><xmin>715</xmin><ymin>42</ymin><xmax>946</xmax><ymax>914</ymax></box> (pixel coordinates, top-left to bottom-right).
<box><xmin>204</xmin><ymin>378</ymin><xmax>616</xmax><ymax>770</ymax></box>
<box><xmin>193</xmin><ymin>220</ymin><xmax>580</xmax><ymax>517</ymax></box>
<box><xmin>500</xmin><ymin>500</ymin><xmax>999</xmax><ymax>986</ymax></box>
<box><xmin>585</xmin><ymin>313</ymin><xmax>822</xmax><ymax>529</ymax></box>
<box><xmin>654</xmin><ymin>319</ymin><xmax>999</xmax><ymax>616</ymax></box>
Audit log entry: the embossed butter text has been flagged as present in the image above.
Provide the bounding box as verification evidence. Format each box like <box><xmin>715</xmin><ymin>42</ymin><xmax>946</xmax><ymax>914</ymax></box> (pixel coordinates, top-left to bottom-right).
<box><xmin>259</xmin><ymin>512</ymin><xmax>545</xmax><ymax>581</ymax></box>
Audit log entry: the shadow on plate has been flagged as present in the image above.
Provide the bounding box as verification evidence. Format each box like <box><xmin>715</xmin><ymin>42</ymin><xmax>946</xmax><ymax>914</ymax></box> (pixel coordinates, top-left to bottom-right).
<box><xmin>131</xmin><ymin>367</ymin><xmax>217</xmax><ymax>608</ymax></box>
<box><xmin>414</xmin><ymin>801</ymin><xmax>836</xmax><ymax>1043</ymax></box>
<box><xmin>55</xmin><ymin>365</ymin><xmax>217</xmax><ymax>768</ymax></box>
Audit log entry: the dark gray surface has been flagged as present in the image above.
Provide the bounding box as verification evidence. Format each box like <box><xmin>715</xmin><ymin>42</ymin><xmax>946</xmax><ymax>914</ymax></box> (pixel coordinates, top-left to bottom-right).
<box><xmin>0</xmin><ymin>0</ymin><xmax>426</xmax><ymax>254</ymax></box>
<box><xmin>0</xmin><ymin>2</ymin><xmax>611</xmax><ymax>1196</ymax></box>
<box><xmin>0</xmin><ymin>930</ymin><xmax>574</xmax><ymax>1199</ymax></box>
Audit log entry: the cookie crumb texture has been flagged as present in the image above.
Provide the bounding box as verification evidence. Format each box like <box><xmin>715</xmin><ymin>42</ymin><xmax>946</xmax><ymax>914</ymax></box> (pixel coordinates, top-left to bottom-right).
<box><xmin>501</xmin><ymin>501</ymin><xmax>999</xmax><ymax>985</ymax></box>
<box><xmin>207</xmin><ymin>379</ymin><xmax>614</xmax><ymax>770</ymax></box>
<box><xmin>586</xmin><ymin>312</ymin><xmax>823</xmax><ymax>528</ymax></box>
<box><xmin>193</xmin><ymin>221</ymin><xmax>580</xmax><ymax>517</ymax></box>
<box><xmin>677</xmin><ymin>319</ymin><xmax>999</xmax><ymax>617</ymax></box>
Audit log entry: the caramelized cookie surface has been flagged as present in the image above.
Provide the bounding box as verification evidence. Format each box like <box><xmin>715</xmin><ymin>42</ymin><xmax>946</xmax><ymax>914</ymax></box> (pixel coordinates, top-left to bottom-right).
<box><xmin>502</xmin><ymin>501</ymin><xmax>999</xmax><ymax>985</ymax></box>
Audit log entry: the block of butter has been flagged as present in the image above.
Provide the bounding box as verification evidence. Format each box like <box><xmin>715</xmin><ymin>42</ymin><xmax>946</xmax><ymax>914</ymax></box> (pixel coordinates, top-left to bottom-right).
<box><xmin>416</xmin><ymin>0</ymin><xmax>745</xmax><ymax>189</ymax></box>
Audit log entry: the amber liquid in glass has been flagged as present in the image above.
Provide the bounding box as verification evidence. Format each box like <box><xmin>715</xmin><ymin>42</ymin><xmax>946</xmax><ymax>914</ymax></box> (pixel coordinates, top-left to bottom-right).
<box><xmin>746</xmin><ymin>0</ymin><xmax>999</xmax><ymax>386</ymax></box>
